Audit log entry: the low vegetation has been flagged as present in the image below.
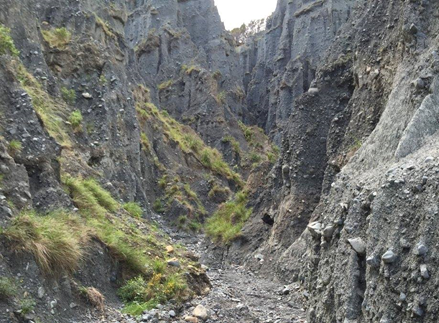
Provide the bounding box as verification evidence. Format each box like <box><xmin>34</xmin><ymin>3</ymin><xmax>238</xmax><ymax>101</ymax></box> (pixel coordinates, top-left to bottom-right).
<box><xmin>61</xmin><ymin>87</ymin><xmax>76</xmax><ymax>105</ymax></box>
<box><xmin>0</xmin><ymin>277</ymin><xmax>17</xmax><ymax>300</ymax></box>
<box><xmin>13</xmin><ymin>61</ymin><xmax>71</xmax><ymax>147</ymax></box>
<box><xmin>118</xmin><ymin>271</ymin><xmax>187</xmax><ymax>315</ymax></box>
<box><xmin>123</xmin><ymin>202</ymin><xmax>143</xmax><ymax>218</ymax></box>
<box><xmin>133</xmin><ymin>88</ymin><xmax>243</xmax><ymax>186</ymax></box>
<box><xmin>41</xmin><ymin>27</ymin><xmax>71</xmax><ymax>49</ymax></box>
<box><xmin>8</xmin><ymin>140</ymin><xmax>22</xmax><ymax>156</ymax></box>
<box><xmin>69</xmin><ymin>110</ymin><xmax>83</xmax><ymax>130</ymax></box>
<box><xmin>0</xmin><ymin>24</ymin><xmax>19</xmax><ymax>56</ymax></box>
<box><xmin>1</xmin><ymin>210</ymin><xmax>88</xmax><ymax>275</ymax></box>
<box><xmin>61</xmin><ymin>175</ymin><xmax>193</xmax><ymax>315</ymax></box>
<box><xmin>206</xmin><ymin>191</ymin><xmax>252</xmax><ymax>244</ymax></box>
<box><xmin>79</xmin><ymin>286</ymin><xmax>105</xmax><ymax>311</ymax></box>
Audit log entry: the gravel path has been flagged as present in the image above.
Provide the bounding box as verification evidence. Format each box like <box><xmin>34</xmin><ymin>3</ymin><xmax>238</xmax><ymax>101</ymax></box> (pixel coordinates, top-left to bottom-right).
<box><xmin>179</xmin><ymin>264</ymin><xmax>307</xmax><ymax>323</ymax></box>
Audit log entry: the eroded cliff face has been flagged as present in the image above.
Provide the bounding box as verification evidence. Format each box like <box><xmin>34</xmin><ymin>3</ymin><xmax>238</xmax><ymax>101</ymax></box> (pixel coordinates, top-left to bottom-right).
<box><xmin>229</xmin><ymin>0</ymin><xmax>439</xmax><ymax>322</ymax></box>
<box><xmin>2</xmin><ymin>0</ymin><xmax>439</xmax><ymax>321</ymax></box>
<box><xmin>240</xmin><ymin>0</ymin><xmax>356</xmax><ymax>141</ymax></box>
<box><xmin>0</xmin><ymin>0</ymin><xmax>276</xmax><ymax>321</ymax></box>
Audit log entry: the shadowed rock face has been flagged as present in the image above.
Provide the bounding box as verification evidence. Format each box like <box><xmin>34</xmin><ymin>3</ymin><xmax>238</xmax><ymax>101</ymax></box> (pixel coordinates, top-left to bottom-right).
<box><xmin>240</xmin><ymin>0</ymin><xmax>357</xmax><ymax>141</ymax></box>
<box><xmin>2</xmin><ymin>0</ymin><xmax>439</xmax><ymax>322</ymax></box>
<box><xmin>229</xmin><ymin>0</ymin><xmax>439</xmax><ymax>322</ymax></box>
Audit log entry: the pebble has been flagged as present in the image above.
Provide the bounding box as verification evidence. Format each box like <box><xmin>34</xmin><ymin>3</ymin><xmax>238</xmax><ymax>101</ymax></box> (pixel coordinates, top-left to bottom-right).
<box><xmin>381</xmin><ymin>250</ymin><xmax>396</xmax><ymax>264</ymax></box>
<box><xmin>193</xmin><ymin>305</ymin><xmax>209</xmax><ymax>320</ymax></box>
<box><xmin>347</xmin><ymin>237</ymin><xmax>366</xmax><ymax>255</ymax></box>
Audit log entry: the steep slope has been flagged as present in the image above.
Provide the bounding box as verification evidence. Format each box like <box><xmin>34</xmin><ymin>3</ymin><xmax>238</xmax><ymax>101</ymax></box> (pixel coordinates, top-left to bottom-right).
<box><xmin>227</xmin><ymin>0</ymin><xmax>439</xmax><ymax>322</ymax></box>
<box><xmin>240</xmin><ymin>0</ymin><xmax>357</xmax><ymax>141</ymax></box>
<box><xmin>0</xmin><ymin>0</ymin><xmax>277</xmax><ymax>321</ymax></box>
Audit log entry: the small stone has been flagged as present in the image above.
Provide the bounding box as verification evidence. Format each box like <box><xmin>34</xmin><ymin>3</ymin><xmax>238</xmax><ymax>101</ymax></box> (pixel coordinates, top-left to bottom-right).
<box><xmin>420</xmin><ymin>264</ymin><xmax>429</xmax><ymax>279</ymax></box>
<box><xmin>167</xmin><ymin>259</ymin><xmax>180</xmax><ymax>267</ymax></box>
<box><xmin>166</xmin><ymin>245</ymin><xmax>174</xmax><ymax>253</ymax></box>
<box><xmin>348</xmin><ymin>237</ymin><xmax>366</xmax><ymax>255</ymax></box>
<box><xmin>38</xmin><ymin>286</ymin><xmax>45</xmax><ymax>299</ymax></box>
<box><xmin>412</xmin><ymin>305</ymin><xmax>424</xmax><ymax>317</ymax></box>
<box><xmin>322</xmin><ymin>225</ymin><xmax>335</xmax><ymax>239</ymax></box>
<box><xmin>282</xmin><ymin>286</ymin><xmax>290</xmax><ymax>295</ymax></box>
<box><xmin>414</xmin><ymin>243</ymin><xmax>428</xmax><ymax>256</ymax></box>
<box><xmin>184</xmin><ymin>316</ymin><xmax>198</xmax><ymax>323</ymax></box>
<box><xmin>193</xmin><ymin>304</ymin><xmax>209</xmax><ymax>320</ymax></box>
<box><xmin>169</xmin><ymin>310</ymin><xmax>176</xmax><ymax>317</ymax></box>
<box><xmin>307</xmin><ymin>222</ymin><xmax>323</xmax><ymax>238</ymax></box>
<box><xmin>254</xmin><ymin>254</ymin><xmax>264</xmax><ymax>261</ymax></box>
<box><xmin>424</xmin><ymin>156</ymin><xmax>434</xmax><ymax>163</ymax></box>
<box><xmin>382</xmin><ymin>250</ymin><xmax>396</xmax><ymax>264</ymax></box>
<box><xmin>400</xmin><ymin>292</ymin><xmax>407</xmax><ymax>301</ymax></box>
<box><xmin>82</xmin><ymin>92</ymin><xmax>93</xmax><ymax>99</ymax></box>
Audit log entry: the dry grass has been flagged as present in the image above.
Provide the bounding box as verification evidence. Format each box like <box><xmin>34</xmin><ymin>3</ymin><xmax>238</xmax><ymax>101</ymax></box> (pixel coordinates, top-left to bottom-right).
<box><xmin>80</xmin><ymin>287</ymin><xmax>105</xmax><ymax>311</ymax></box>
<box><xmin>2</xmin><ymin>210</ymin><xmax>89</xmax><ymax>275</ymax></box>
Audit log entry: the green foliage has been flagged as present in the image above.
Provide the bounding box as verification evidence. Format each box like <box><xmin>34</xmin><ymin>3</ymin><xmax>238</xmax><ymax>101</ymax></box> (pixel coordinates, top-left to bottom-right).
<box><xmin>221</xmin><ymin>135</ymin><xmax>241</xmax><ymax>154</ymax></box>
<box><xmin>61</xmin><ymin>87</ymin><xmax>76</xmax><ymax>105</ymax></box>
<box><xmin>208</xmin><ymin>184</ymin><xmax>231</xmax><ymax>199</ymax></box>
<box><xmin>14</xmin><ymin>62</ymin><xmax>71</xmax><ymax>147</ymax></box>
<box><xmin>158</xmin><ymin>80</ymin><xmax>174</xmax><ymax>91</ymax></box>
<box><xmin>123</xmin><ymin>202</ymin><xmax>143</xmax><ymax>218</ymax></box>
<box><xmin>118</xmin><ymin>273</ymin><xmax>187</xmax><ymax>316</ymax></box>
<box><xmin>63</xmin><ymin>176</ymin><xmax>150</xmax><ymax>274</ymax></box>
<box><xmin>0</xmin><ymin>277</ymin><xmax>17</xmax><ymax>300</ymax></box>
<box><xmin>0</xmin><ymin>24</ymin><xmax>19</xmax><ymax>56</ymax></box>
<box><xmin>136</xmin><ymin>101</ymin><xmax>243</xmax><ymax>186</ymax></box>
<box><xmin>41</xmin><ymin>27</ymin><xmax>71</xmax><ymax>49</ymax></box>
<box><xmin>99</xmin><ymin>74</ymin><xmax>107</xmax><ymax>85</ymax></box>
<box><xmin>19</xmin><ymin>298</ymin><xmax>36</xmax><ymax>314</ymax></box>
<box><xmin>239</xmin><ymin>121</ymin><xmax>253</xmax><ymax>142</ymax></box>
<box><xmin>206</xmin><ymin>191</ymin><xmax>252</xmax><ymax>244</ymax></box>
<box><xmin>82</xmin><ymin>178</ymin><xmax>119</xmax><ymax>212</ymax></box>
<box><xmin>217</xmin><ymin>91</ymin><xmax>227</xmax><ymax>104</ymax></box>
<box><xmin>8</xmin><ymin>140</ymin><xmax>22</xmax><ymax>155</ymax></box>
<box><xmin>153</xmin><ymin>199</ymin><xmax>164</xmax><ymax>213</ymax></box>
<box><xmin>94</xmin><ymin>14</ymin><xmax>116</xmax><ymax>39</ymax></box>
<box><xmin>140</xmin><ymin>132</ymin><xmax>150</xmax><ymax>150</ymax></box>
<box><xmin>1</xmin><ymin>210</ymin><xmax>88</xmax><ymax>275</ymax></box>
<box><xmin>249</xmin><ymin>152</ymin><xmax>261</xmax><ymax>163</ymax></box>
<box><xmin>181</xmin><ymin>65</ymin><xmax>201</xmax><ymax>75</ymax></box>
<box><xmin>68</xmin><ymin>110</ymin><xmax>83</xmax><ymax>129</ymax></box>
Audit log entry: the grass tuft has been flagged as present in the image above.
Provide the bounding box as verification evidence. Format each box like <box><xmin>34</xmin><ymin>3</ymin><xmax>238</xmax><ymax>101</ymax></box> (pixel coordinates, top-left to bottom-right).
<box><xmin>206</xmin><ymin>191</ymin><xmax>252</xmax><ymax>244</ymax></box>
<box><xmin>8</xmin><ymin>140</ymin><xmax>22</xmax><ymax>156</ymax></box>
<box><xmin>1</xmin><ymin>210</ymin><xmax>88</xmax><ymax>275</ymax></box>
<box><xmin>41</xmin><ymin>27</ymin><xmax>71</xmax><ymax>49</ymax></box>
<box><xmin>69</xmin><ymin>110</ymin><xmax>83</xmax><ymax>130</ymax></box>
<box><xmin>123</xmin><ymin>202</ymin><xmax>143</xmax><ymax>218</ymax></box>
<box><xmin>0</xmin><ymin>24</ymin><xmax>19</xmax><ymax>56</ymax></box>
<box><xmin>0</xmin><ymin>277</ymin><xmax>17</xmax><ymax>300</ymax></box>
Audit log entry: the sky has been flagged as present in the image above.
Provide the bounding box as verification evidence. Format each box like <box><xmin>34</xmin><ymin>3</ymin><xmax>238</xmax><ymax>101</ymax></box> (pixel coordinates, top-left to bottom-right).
<box><xmin>214</xmin><ymin>0</ymin><xmax>278</xmax><ymax>30</ymax></box>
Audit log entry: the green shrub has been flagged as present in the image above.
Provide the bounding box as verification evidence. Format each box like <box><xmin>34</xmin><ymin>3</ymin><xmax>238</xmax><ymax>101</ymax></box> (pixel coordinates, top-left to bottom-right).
<box><xmin>61</xmin><ymin>87</ymin><xmax>76</xmax><ymax>105</ymax></box>
<box><xmin>41</xmin><ymin>27</ymin><xmax>71</xmax><ymax>49</ymax></box>
<box><xmin>206</xmin><ymin>191</ymin><xmax>252</xmax><ymax>244</ymax></box>
<box><xmin>19</xmin><ymin>298</ymin><xmax>36</xmax><ymax>314</ymax></box>
<box><xmin>118</xmin><ymin>273</ymin><xmax>187</xmax><ymax>316</ymax></box>
<box><xmin>250</xmin><ymin>153</ymin><xmax>261</xmax><ymax>163</ymax></box>
<box><xmin>99</xmin><ymin>74</ymin><xmax>107</xmax><ymax>85</ymax></box>
<box><xmin>0</xmin><ymin>277</ymin><xmax>17</xmax><ymax>300</ymax></box>
<box><xmin>8</xmin><ymin>140</ymin><xmax>22</xmax><ymax>155</ymax></box>
<box><xmin>158</xmin><ymin>80</ymin><xmax>174</xmax><ymax>91</ymax></box>
<box><xmin>123</xmin><ymin>202</ymin><xmax>143</xmax><ymax>218</ymax></box>
<box><xmin>69</xmin><ymin>110</ymin><xmax>83</xmax><ymax>129</ymax></box>
<box><xmin>153</xmin><ymin>199</ymin><xmax>164</xmax><ymax>213</ymax></box>
<box><xmin>0</xmin><ymin>24</ymin><xmax>19</xmax><ymax>56</ymax></box>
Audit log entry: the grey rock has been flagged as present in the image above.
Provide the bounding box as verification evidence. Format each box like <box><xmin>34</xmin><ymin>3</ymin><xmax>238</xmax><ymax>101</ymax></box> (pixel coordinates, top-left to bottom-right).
<box><xmin>347</xmin><ymin>237</ymin><xmax>366</xmax><ymax>255</ymax></box>
<box><xmin>382</xmin><ymin>250</ymin><xmax>396</xmax><ymax>264</ymax></box>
